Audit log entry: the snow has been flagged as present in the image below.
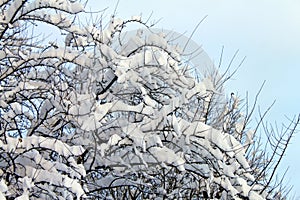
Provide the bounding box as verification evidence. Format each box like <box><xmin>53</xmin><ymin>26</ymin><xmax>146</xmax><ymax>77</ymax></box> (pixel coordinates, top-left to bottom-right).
<box><xmin>0</xmin><ymin>192</ymin><xmax>5</xmax><ymax>200</ymax></box>
<box><xmin>121</xmin><ymin>30</ymin><xmax>145</xmax><ymax>56</ymax></box>
<box><xmin>131</xmin><ymin>15</ymin><xmax>142</xmax><ymax>21</ymax></box>
<box><xmin>249</xmin><ymin>191</ymin><xmax>265</xmax><ymax>200</ymax></box>
<box><xmin>141</xmin><ymin>86</ymin><xmax>157</xmax><ymax>108</ymax></box>
<box><xmin>8</xmin><ymin>162</ymin><xmax>85</xmax><ymax>198</ymax></box>
<box><xmin>20</xmin><ymin>177</ymin><xmax>34</xmax><ymax>191</ymax></box>
<box><xmin>5</xmin><ymin>0</ymin><xmax>23</xmax><ymax>23</ymax></box>
<box><xmin>23</xmin><ymin>0</ymin><xmax>84</xmax><ymax>15</ymax></box>
<box><xmin>246</xmin><ymin>130</ymin><xmax>255</xmax><ymax>144</ymax></box>
<box><xmin>15</xmin><ymin>191</ymin><xmax>29</xmax><ymax>200</ymax></box>
<box><xmin>100</xmin><ymin>44</ymin><xmax>119</xmax><ymax>61</ymax></box>
<box><xmin>0</xmin><ymin>0</ymin><xmax>272</xmax><ymax>198</ymax></box>
<box><xmin>148</xmin><ymin>33</ymin><xmax>168</xmax><ymax>49</ymax></box>
<box><xmin>0</xmin><ymin>135</ymin><xmax>84</xmax><ymax>157</ymax></box>
<box><xmin>0</xmin><ymin>179</ymin><xmax>8</xmax><ymax>196</ymax></box>
<box><xmin>202</xmin><ymin>77</ymin><xmax>215</xmax><ymax>92</ymax></box>
<box><xmin>0</xmin><ymin>50</ymin><xmax>5</xmax><ymax>59</ymax></box>
<box><xmin>149</xmin><ymin>147</ymin><xmax>185</xmax><ymax>171</ymax></box>
<box><xmin>69</xmin><ymin>2</ymin><xmax>84</xmax><ymax>13</ymax></box>
<box><xmin>108</xmin><ymin>134</ymin><xmax>122</xmax><ymax>146</ymax></box>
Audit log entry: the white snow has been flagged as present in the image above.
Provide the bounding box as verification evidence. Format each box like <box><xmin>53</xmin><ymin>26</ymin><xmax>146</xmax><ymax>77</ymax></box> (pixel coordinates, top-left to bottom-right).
<box><xmin>0</xmin><ymin>1</ymin><xmax>270</xmax><ymax>198</ymax></box>
<box><xmin>0</xmin><ymin>135</ymin><xmax>84</xmax><ymax>157</ymax></box>
<box><xmin>149</xmin><ymin>147</ymin><xmax>185</xmax><ymax>171</ymax></box>
<box><xmin>0</xmin><ymin>179</ymin><xmax>8</xmax><ymax>195</ymax></box>
<box><xmin>131</xmin><ymin>15</ymin><xmax>142</xmax><ymax>21</ymax></box>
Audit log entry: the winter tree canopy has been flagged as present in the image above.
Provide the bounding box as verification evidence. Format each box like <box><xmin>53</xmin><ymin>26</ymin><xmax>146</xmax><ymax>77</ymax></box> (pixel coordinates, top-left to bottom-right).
<box><xmin>0</xmin><ymin>0</ymin><xmax>298</xmax><ymax>199</ymax></box>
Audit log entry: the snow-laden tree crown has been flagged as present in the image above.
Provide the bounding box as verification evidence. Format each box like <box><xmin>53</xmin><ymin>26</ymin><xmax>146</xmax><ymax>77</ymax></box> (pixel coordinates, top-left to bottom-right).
<box><xmin>0</xmin><ymin>0</ymin><xmax>297</xmax><ymax>199</ymax></box>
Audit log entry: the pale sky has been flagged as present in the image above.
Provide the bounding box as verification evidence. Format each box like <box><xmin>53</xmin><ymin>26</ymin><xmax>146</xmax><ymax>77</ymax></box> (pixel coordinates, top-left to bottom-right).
<box><xmin>89</xmin><ymin>0</ymin><xmax>300</xmax><ymax>196</ymax></box>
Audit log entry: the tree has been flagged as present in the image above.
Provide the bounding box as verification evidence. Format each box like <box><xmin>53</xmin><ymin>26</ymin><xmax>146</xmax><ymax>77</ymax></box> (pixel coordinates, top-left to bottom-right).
<box><xmin>0</xmin><ymin>0</ymin><xmax>298</xmax><ymax>199</ymax></box>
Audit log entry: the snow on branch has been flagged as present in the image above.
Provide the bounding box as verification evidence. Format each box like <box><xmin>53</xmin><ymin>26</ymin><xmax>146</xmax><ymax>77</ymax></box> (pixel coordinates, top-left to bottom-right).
<box><xmin>0</xmin><ymin>0</ymin><xmax>297</xmax><ymax>199</ymax></box>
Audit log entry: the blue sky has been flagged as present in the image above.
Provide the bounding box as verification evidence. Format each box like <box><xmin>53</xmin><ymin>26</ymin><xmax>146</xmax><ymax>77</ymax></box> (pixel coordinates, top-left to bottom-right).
<box><xmin>89</xmin><ymin>0</ymin><xmax>300</xmax><ymax>195</ymax></box>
